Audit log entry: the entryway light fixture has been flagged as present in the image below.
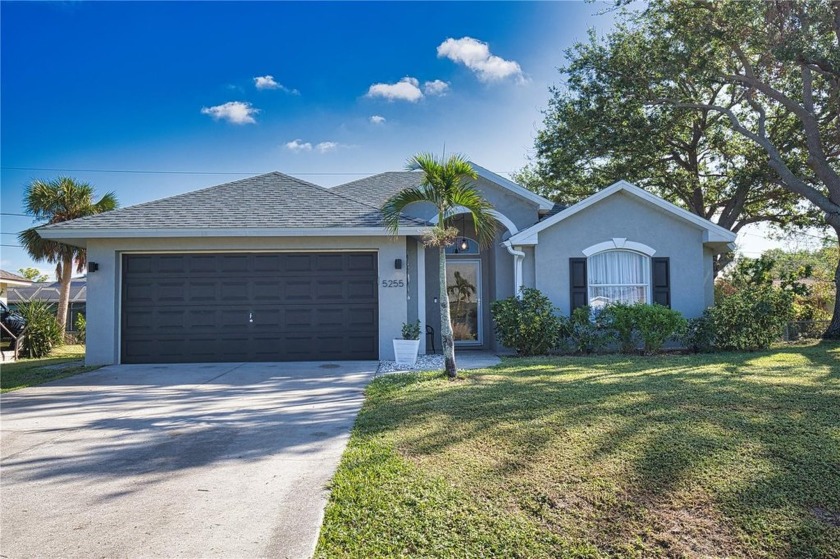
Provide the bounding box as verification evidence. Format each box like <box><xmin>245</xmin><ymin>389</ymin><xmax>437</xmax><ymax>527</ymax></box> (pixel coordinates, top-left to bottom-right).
<box><xmin>88</xmin><ymin>262</ymin><xmax>99</xmax><ymax>273</ymax></box>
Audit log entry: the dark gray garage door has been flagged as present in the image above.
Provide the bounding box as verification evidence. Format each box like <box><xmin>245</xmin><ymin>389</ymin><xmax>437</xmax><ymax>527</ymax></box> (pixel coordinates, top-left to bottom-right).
<box><xmin>121</xmin><ymin>252</ymin><xmax>378</xmax><ymax>363</ymax></box>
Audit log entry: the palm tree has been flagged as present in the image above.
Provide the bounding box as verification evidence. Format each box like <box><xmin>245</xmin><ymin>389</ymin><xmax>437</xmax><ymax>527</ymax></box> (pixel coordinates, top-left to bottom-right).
<box><xmin>382</xmin><ymin>153</ymin><xmax>496</xmax><ymax>379</ymax></box>
<box><xmin>18</xmin><ymin>177</ymin><xmax>118</xmax><ymax>332</ymax></box>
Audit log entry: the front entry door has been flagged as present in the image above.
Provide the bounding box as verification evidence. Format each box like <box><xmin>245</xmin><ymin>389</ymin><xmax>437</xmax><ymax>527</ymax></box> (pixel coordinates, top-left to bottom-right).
<box><xmin>446</xmin><ymin>259</ymin><xmax>481</xmax><ymax>345</ymax></box>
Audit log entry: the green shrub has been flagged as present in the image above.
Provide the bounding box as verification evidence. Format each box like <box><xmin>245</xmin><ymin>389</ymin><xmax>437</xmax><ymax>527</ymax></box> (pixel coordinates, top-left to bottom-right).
<box><xmin>599</xmin><ymin>302</ymin><xmax>639</xmax><ymax>353</ymax></box>
<box><xmin>401</xmin><ymin>320</ymin><xmax>420</xmax><ymax>340</ymax></box>
<box><xmin>560</xmin><ymin>306</ymin><xmax>611</xmax><ymax>354</ymax></box>
<box><xmin>682</xmin><ymin>311</ymin><xmax>716</xmax><ymax>353</ymax></box>
<box><xmin>710</xmin><ymin>287</ymin><xmax>794</xmax><ymax>351</ymax></box>
<box><xmin>17</xmin><ymin>300</ymin><xmax>63</xmax><ymax>358</ymax></box>
<box><xmin>633</xmin><ymin>304</ymin><xmax>687</xmax><ymax>354</ymax></box>
<box><xmin>75</xmin><ymin>313</ymin><xmax>87</xmax><ymax>345</ymax></box>
<box><xmin>490</xmin><ymin>288</ymin><xmax>563</xmax><ymax>356</ymax></box>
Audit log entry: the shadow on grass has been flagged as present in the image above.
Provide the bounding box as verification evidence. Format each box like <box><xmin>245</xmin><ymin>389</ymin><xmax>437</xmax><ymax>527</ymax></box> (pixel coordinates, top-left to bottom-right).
<box><xmin>355</xmin><ymin>343</ymin><xmax>840</xmax><ymax>557</ymax></box>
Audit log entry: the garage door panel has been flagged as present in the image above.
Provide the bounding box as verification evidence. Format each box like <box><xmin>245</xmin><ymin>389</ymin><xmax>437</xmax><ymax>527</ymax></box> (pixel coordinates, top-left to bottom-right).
<box><xmin>122</xmin><ymin>252</ymin><xmax>379</xmax><ymax>363</ymax></box>
<box><xmin>347</xmin><ymin>253</ymin><xmax>376</xmax><ymax>271</ymax></box>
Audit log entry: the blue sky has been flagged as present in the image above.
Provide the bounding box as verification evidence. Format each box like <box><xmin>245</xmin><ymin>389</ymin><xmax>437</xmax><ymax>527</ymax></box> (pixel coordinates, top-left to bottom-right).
<box><xmin>0</xmin><ymin>1</ymin><xmax>776</xmax><ymax>277</ymax></box>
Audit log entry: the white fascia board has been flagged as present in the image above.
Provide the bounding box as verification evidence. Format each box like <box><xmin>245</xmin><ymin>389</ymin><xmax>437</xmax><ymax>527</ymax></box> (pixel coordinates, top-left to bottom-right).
<box><xmin>0</xmin><ymin>279</ymin><xmax>32</xmax><ymax>288</ymax></box>
<box><xmin>38</xmin><ymin>226</ymin><xmax>430</xmax><ymax>240</ymax></box>
<box><xmin>508</xmin><ymin>180</ymin><xmax>737</xmax><ymax>245</ymax></box>
<box><xmin>469</xmin><ymin>162</ymin><xmax>554</xmax><ymax>211</ymax></box>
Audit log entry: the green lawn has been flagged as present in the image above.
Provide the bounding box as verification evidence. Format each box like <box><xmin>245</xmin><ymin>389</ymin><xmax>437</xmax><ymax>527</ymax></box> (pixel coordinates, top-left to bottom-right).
<box><xmin>1</xmin><ymin>345</ymin><xmax>96</xmax><ymax>392</ymax></box>
<box><xmin>316</xmin><ymin>342</ymin><xmax>840</xmax><ymax>558</ymax></box>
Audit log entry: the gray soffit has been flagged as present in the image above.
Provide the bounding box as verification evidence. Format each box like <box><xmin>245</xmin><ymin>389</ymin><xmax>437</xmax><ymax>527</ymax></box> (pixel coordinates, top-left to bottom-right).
<box><xmin>40</xmin><ymin>172</ymin><xmax>428</xmax><ymax>232</ymax></box>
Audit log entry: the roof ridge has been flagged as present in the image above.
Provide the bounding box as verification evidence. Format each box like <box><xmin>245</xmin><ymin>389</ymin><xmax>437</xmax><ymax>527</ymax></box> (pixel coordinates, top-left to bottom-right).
<box><xmin>334</xmin><ymin>170</ymin><xmax>418</xmax><ymax>190</ymax></box>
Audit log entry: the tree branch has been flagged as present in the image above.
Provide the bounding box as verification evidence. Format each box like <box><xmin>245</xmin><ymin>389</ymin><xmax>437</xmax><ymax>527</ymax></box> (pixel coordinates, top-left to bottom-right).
<box><xmin>651</xmin><ymin>98</ymin><xmax>840</xmax><ymax>216</ymax></box>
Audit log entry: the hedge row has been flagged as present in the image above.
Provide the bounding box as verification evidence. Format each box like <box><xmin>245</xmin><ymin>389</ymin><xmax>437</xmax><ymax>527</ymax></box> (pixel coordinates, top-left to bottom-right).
<box><xmin>490</xmin><ymin>287</ymin><xmax>793</xmax><ymax>356</ymax></box>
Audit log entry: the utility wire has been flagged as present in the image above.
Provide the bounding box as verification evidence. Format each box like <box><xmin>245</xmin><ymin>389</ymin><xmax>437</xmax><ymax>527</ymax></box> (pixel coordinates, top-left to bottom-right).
<box><xmin>1</xmin><ymin>165</ymin><xmax>521</xmax><ymax>176</ymax></box>
<box><xmin>2</xmin><ymin>166</ymin><xmax>385</xmax><ymax>176</ymax></box>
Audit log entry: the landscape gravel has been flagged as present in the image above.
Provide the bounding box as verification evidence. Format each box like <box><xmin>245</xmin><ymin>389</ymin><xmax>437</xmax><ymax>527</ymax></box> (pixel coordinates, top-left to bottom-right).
<box><xmin>377</xmin><ymin>354</ymin><xmax>445</xmax><ymax>375</ymax></box>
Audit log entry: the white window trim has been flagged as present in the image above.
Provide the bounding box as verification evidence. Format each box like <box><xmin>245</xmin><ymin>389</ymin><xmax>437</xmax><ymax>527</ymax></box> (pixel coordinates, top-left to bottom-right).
<box><xmin>581</xmin><ymin>238</ymin><xmax>656</xmax><ymax>257</ymax></box>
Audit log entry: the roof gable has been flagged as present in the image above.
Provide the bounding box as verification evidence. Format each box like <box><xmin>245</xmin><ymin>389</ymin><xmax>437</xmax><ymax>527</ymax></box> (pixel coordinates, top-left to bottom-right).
<box><xmin>469</xmin><ymin>163</ymin><xmax>554</xmax><ymax>211</ymax></box>
<box><xmin>509</xmin><ymin>180</ymin><xmax>737</xmax><ymax>247</ymax></box>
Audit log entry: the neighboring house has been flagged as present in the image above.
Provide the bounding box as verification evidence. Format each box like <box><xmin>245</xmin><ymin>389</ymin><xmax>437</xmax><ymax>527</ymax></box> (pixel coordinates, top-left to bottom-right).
<box><xmin>0</xmin><ymin>270</ymin><xmax>32</xmax><ymax>306</ymax></box>
<box><xmin>7</xmin><ymin>278</ymin><xmax>87</xmax><ymax>332</ymax></box>
<box><xmin>38</xmin><ymin>166</ymin><xmax>735</xmax><ymax>366</ymax></box>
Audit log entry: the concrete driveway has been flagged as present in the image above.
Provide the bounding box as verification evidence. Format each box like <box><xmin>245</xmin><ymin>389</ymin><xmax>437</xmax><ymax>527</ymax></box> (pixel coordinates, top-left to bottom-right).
<box><xmin>0</xmin><ymin>361</ymin><xmax>377</xmax><ymax>558</ymax></box>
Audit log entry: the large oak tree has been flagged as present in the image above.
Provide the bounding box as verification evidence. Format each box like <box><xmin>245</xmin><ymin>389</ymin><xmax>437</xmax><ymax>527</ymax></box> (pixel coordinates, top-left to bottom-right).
<box><xmin>522</xmin><ymin>0</ymin><xmax>840</xmax><ymax>337</ymax></box>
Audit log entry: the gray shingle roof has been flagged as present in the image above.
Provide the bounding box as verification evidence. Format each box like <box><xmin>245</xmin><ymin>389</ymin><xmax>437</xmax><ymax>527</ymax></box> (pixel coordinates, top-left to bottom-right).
<box><xmin>41</xmin><ymin>172</ymin><xmax>426</xmax><ymax>231</ymax></box>
<box><xmin>542</xmin><ymin>203</ymin><xmax>567</xmax><ymax>220</ymax></box>
<box><xmin>0</xmin><ymin>270</ymin><xmax>31</xmax><ymax>283</ymax></box>
<box><xmin>331</xmin><ymin>172</ymin><xmax>425</xmax><ymax>209</ymax></box>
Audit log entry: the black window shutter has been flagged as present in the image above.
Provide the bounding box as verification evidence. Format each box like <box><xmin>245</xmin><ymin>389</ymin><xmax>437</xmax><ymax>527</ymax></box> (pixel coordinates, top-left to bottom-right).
<box><xmin>652</xmin><ymin>257</ymin><xmax>670</xmax><ymax>307</ymax></box>
<box><xmin>569</xmin><ymin>258</ymin><xmax>588</xmax><ymax>313</ymax></box>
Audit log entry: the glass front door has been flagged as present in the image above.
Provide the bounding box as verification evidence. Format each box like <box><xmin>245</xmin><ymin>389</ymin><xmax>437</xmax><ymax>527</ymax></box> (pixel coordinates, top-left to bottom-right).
<box><xmin>446</xmin><ymin>260</ymin><xmax>481</xmax><ymax>345</ymax></box>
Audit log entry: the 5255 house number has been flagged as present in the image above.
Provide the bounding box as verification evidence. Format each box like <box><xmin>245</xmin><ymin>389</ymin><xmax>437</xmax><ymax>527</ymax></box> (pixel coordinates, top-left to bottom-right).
<box><xmin>381</xmin><ymin>279</ymin><xmax>405</xmax><ymax>288</ymax></box>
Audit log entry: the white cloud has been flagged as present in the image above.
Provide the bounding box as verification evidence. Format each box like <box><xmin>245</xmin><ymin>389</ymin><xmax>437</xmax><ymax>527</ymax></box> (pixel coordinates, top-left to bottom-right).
<box><xmin>285</xmin><ymin>139</ymin><xmax>312</xmax><ymax>152</ymax></box>
<box><xmin>253</xmin><ymin>75</ymin><xmax>300</xmax><ymax>94</ymax></box>
<box><xmin>254</xmin><ymin>75</ymin><xmax>280</xmax><ymax>89</ymax></box>
<box><xmin>316</xmin><ymin>141</ymin><xmax>339</xmax><ymax>153</ymax></box>
<box><xmin>366</xmin><ymin>76</ymin><xmax>424</xmax><ymax>102</ymax></box>
<box><xmin>200</xmin><ymin>101</ymin><xmax>259</xmax><ymax>124</ymax></box>
<box><xmin>437</xmin><ymin>37</ymin><xmax>524</xmax><ymax>83</ymax></box>
<box><xmin>369</xmin><ymin>115</ymin><xmax>386</xmax><ymax>124</ymax></box>
<box><xmin>284</xmin><ymin>140</ymin><xmax>344</xmax><ymax>154</ymax></box>
<box><xmin>424</xmin><ymin>79</ymin><xmax>450</xmax><ymax>96</ymax></box>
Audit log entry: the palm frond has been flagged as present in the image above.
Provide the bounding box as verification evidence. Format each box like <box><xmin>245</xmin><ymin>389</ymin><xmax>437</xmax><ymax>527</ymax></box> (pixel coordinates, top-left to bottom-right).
<box><xmin>95</xmin><ymin>191</ymin><xmax>119</xmax><ymax>213</ymax></box>
<box><xmin>381</xmin><ymin>187</ymin><xmax>431</xmax><ymax>235</ymax></box>
<box><xmin>448</xmin><ymin>183</ymin><xmax>499</xmax><ymax>247</ymax></box>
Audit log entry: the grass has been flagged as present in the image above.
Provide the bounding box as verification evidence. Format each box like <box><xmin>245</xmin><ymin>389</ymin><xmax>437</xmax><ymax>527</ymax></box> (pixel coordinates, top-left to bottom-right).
<box><xmin>316</xmin><ymin>342</ymin><xmax>840</xmax><ymax>558</ymax></box>
<box><xmin>1</xmin><ymin>345</ymin><xmax>97</xmax><ymax>392</ymax></box>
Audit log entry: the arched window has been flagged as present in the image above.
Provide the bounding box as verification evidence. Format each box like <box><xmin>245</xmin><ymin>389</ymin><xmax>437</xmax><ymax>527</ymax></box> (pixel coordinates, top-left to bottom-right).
<box><xmin>444</xmin><ymin>237</ymin><xmax>479</xmax><ymax>255</ymax></box>
<box><xmin>587</xmin><ymin>250</ymin><xmax>650</xmax><ymax>308</ymax></box>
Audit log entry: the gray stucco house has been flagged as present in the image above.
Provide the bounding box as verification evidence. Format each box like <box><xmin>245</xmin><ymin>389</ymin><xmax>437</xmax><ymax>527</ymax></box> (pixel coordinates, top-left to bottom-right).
<box><xmin>38</xmin><ymin>164</ymin><xmax>735</xmax><ymax>365</ymax></box>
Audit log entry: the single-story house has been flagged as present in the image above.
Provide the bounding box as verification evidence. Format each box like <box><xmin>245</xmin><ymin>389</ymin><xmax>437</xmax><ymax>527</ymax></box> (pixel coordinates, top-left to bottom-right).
<box><xmin>0</xmin><ymin>270</ymin><xmax>31</xmax><ymax>306</ymax></box>
<box><xmin>38</xmin><ymin>165</ymin><xmax>735</xmax><ymax>365</ymax></box>
<box><xmin>7</xmin><ymin>278</ymin><xmax>87</xmax><ymax>331</ymax></box>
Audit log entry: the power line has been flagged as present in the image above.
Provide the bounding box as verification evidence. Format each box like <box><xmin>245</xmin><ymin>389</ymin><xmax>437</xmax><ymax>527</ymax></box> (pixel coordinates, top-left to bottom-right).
<box><xmin>1</xmin><ymin>165</ymin><xmax>521</xmax><ymax>176</ymax></box>
<box><xmin>0</xmin><ymin>213</ymin><xmax>31</xmax><ymax>217</ymax></box>
<box><xmin>1</xmin><ymin>166</ymin><xmax>380</xmax><ymax>176</ymax></box>
<box><xmin>1</xmin><ymin>244</ymin><xmax>22</xmax><ymax>248</ymax></box>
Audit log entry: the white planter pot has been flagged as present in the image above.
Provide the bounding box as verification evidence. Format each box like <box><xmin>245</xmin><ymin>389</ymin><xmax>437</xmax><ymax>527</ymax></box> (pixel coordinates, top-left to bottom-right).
<box><xmin>393</xmin><ymin>339</ymin><xmax>421</xmax><ymax>365</ymax></box>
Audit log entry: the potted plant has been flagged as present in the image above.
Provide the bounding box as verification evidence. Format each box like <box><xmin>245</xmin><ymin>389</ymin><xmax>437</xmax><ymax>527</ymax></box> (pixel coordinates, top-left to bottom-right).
<box><xmin>393</xmin><ymin>320</ymin><xmax>421</xmax><ymax>365</ymax></box>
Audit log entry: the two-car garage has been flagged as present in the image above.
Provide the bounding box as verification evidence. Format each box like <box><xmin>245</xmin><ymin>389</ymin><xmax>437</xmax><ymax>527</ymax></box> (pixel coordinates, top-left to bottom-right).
<box><xmin>120</xmin><ymin>252</ymin><xmax>379</xmax><ymax>364</ymax></box>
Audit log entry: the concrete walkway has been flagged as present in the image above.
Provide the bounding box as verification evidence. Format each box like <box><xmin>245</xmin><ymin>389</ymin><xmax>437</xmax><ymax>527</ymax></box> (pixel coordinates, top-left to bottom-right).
<box><xmin>0</xmin><ymin>361</ymin><xmax>377</xmax><ymax>558</ymax></box>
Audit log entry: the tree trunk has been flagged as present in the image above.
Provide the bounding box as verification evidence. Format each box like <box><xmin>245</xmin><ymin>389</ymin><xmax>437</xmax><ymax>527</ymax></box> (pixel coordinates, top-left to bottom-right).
<box><xmin>56</xmin><ymin>254</ymin><xmax>73</xmax><ymax>334</ymax></box>
<box><xmin>824</xmin><ymin>224</ymin><xmax>840</xmax><ymax>339</ymax></box>
<box><xmin>439</xmin><ymin>247</ymin><xmax>457</xmax><ymax>378</ymax></box>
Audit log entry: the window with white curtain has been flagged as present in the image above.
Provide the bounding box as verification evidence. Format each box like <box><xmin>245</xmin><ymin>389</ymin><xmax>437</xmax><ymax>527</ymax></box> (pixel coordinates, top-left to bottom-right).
<box><xmin>588</xmin><ymin>250</ymin><xmax>650</xmax><ymax>308</ymax></box>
